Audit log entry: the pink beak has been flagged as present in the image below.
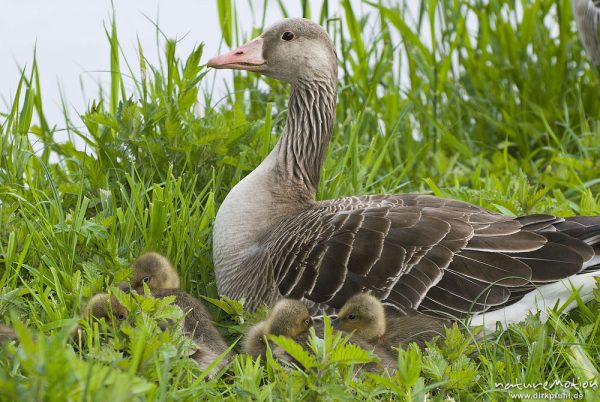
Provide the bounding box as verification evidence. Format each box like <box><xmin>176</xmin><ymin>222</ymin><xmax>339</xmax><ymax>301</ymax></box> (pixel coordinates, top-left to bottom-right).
<box><xmin>207</xmin><ymin>37</ymin><xmax>266</xmax><ymax>71</ymax></box>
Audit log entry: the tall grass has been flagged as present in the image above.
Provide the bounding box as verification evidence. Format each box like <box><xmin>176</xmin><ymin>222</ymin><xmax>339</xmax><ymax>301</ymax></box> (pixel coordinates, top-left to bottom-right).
<box><xmin>0</xmin><ymin>0</ymin><xmax>599</xmax><ymax>400</ymax></box>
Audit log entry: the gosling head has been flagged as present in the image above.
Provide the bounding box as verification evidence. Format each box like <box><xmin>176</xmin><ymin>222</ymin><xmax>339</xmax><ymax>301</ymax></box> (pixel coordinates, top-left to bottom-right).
<box><xmin>120</xmin><ymin>252</ymin><xmax>180</xmax><ymax>293</ymax></box>
<box><xmin>72</xmin><ymin>293</ymin><xmax>129</xmax><ymax>346</ymax></box>
<box><xmin>334</xmin><ymin>293</ymin><xmax>386</xmax><ymax>341</ymax></box>
<box><xmin>82</xmin><ymin>293</ymin><xmax>129</xmax><ymax>323</ymax></box>
<box><xmin>208</xmin><ymin>18</ymin><xmax>337</xmax><ymax>85</ymax></box>
<box><xmin>266</xmin><ymin>299</ymin><xmax>313</xmax><ymax>337</ymax></box>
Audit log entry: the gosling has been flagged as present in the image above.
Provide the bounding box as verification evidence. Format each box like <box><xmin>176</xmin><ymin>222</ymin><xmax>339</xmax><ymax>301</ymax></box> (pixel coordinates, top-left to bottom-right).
<box><xmin>335</xmin><ymin>293</ymin><xmax>449</xmax><ymax>349</ymax></box>
<box><xmin>121</xmin><ymin>252</ymin><xmax>229</xmax><ymax>372</ymax></box>
<box><xmin>243</xmin><ymin>298</ymin><xmax>313</xmax><ymax>360</ymax></box>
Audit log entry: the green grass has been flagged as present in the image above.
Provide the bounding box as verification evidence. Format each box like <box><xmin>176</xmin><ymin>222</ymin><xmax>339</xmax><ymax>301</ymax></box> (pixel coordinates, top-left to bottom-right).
<box><xmin>1</xmin><ymin>0</ymin><xmax>600</xmax><ymax>400</ymax></box>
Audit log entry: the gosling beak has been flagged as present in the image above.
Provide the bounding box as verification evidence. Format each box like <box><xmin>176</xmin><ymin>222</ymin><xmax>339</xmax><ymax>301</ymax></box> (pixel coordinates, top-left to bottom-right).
<box><xmin>331</xmin><ymin>317</ymin><xmax>340</xmax><ymax>330</ymax></box>
<box><xmin>207</xmin><ymin>37</ymin><xmax>266</xmax><ymax>71</ymax></box>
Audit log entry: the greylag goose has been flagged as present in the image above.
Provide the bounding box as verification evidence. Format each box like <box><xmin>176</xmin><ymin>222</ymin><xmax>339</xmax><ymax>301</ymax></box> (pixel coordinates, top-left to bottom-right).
<box><xmin>208</xmin><ymin>18</ymin><xmax>600</xmax><ymax>331</ymax></box>
<box><xmin>573</xmin><ymin>0</ymin><xmax>600</xmax><ymax>66</ymax></box>
<box><xmin>120</xmin><ymin>252</ymin><xmax>230</xmax><ymax>372</ymax></box>
<box><xmin>242</xmin><ymin>298</ymin><xmax>312</xmax><ymax>359</ymax></box>
<box><xmin>334</xmin><ymin>293</ymin><xmax>448</xmax><ymax>348</ymax></box>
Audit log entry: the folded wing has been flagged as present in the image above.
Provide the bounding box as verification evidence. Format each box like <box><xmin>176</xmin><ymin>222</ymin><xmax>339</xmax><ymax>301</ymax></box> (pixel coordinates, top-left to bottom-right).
<box><xmin>265</xmin><ymin>194</ymin><xmax>597</xmax><ymax>317</ymax></box>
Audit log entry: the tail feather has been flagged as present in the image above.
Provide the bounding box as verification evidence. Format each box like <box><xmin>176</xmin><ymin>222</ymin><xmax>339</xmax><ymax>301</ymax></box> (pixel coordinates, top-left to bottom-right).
<box><xmin>470</xmin><ymin>270</ymin><xmax>600</xmax><ymax>331</ymax></box>
<box><xmin>555</xmin><ymin>217</ymin><xmax>600</xmax><ymax>269</ymax></box>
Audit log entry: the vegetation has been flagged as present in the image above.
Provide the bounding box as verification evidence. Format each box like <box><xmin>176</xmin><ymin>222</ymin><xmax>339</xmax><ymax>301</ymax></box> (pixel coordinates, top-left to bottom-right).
<box><xmin>1</xmin><ymin>0</ymin><xmax>599</xmax><ymax>400</ymax></box>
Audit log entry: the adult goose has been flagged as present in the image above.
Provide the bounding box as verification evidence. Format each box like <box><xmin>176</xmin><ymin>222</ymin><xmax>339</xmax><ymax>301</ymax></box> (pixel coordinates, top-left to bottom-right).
<box><xmin>208</xmin><ymin>18</ymin><xmax>600</xmax><ymax>331</ymax></box>
<box><xmin>573</xmin><ymin>0</ymin><xmax>600</xmax><ymax>66</ymax></box>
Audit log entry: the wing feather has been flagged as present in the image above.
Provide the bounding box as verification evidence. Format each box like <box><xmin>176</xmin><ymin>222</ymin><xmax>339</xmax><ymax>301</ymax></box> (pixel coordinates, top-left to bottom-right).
<box><xmin>465</xmin><ymin>232</ymin><xmax>546</xmax><ymax>253</ymax></box>
<box><xmin>262</xmin><ymin>194</ymin><xmax>596</xmax><ymax>317</ymax></box>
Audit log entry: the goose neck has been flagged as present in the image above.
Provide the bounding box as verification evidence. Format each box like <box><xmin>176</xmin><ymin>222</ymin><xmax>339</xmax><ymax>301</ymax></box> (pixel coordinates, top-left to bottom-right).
<box><xmin>273</xmin><ymin>77</ymin><xmax>337</xmax><ymax>196</ymax></box>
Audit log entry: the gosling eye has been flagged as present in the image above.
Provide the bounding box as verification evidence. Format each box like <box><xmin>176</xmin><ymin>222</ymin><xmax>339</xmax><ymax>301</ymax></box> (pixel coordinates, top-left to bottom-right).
<box><xmin>142</xmin><ymin>276</ymin><xmax>150</xmax><ymax>283</ymax></box>
<box><xmin>281</xmin><ymin>31</ymin><xmax>295</xmax><ymax>41</ymax></box>
<box><xmin>117</xmin><ymin>314</ymin><xmax>126</xmax><ymax>321</ymax></box>
<box><xmin>347</xmin><ymin>313</ymin><xmax>357</xmax><ymax>321</ymax></box>
<box><xmin>305</xmin><ymin>318</ymin><xmax>311</xmax><ymax>326</ymax></box>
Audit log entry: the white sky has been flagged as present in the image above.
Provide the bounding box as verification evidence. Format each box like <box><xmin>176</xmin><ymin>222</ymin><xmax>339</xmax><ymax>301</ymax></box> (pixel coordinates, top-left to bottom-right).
<box><xmin>0</xmin><ymin>0</ymin><xmax>358</xmax><ymax>127</ymax></box>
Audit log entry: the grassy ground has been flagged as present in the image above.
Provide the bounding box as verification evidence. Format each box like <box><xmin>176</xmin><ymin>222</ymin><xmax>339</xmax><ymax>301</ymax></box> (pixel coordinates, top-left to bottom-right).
<box><xmin>1</xmin><ymin>0</ymin><xmax>600</xmax><ymax>400</ymax></box>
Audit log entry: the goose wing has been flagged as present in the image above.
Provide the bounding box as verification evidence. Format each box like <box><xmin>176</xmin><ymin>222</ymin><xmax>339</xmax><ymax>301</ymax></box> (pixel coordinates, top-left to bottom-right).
<box><xmin>265</xmin><ymin>194</ymin><xmax>595</xmax><ymax>317</ymax></box>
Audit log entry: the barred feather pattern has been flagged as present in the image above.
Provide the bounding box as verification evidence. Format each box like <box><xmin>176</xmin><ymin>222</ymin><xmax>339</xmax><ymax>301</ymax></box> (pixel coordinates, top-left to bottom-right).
<box><xmin>258</xmin><ymin>194</ymin><xmax>600</xmax><ymax>317</ymax></box>
<box><xmin>275</xmin><ymin>77</ymin><xmax>337</xmax><ymax>194</ymax></box>
<box><xmin>573</xmin><ymin>0</ymin><xmax>600</xmax><ymax>65</ymax></box>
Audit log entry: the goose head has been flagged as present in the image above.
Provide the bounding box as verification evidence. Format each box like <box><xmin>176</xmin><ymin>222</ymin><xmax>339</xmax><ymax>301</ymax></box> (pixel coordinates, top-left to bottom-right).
<box><xmin>334</xmin><ymin>293</ymin><xmax>386</xmax><ymax>341</ymax></box>
<box><xmin>120</xmin><ymin>252</ymin><xmax>180</xmax><ymax>293</ymax></box>
<box><xmin>208</xmin><ymin>18</ymin><xmax>337</xmax><ymax>84</ymax></box>
<box><xmin>266</xmin><ymin>298</ymin><xmax>313</xmax><ymax>337</ymax></box>
<box><xmin>82</xmin><ymin>293</ymin><xmax>129</xmax><ymax>323</ymax></box>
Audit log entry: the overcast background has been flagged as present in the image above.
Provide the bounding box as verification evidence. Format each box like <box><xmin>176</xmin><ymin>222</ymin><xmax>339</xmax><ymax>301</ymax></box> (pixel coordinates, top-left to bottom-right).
<box><xmin>0</xmin><ymin>0</ymin><xmax>370</xmax><ymax>127</ymax></box>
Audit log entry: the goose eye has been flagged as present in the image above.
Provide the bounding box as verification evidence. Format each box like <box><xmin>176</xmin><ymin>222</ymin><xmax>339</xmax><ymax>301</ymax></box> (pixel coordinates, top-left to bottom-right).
<box><xmin>117</xmin><ymin>314</ymin><xmax>126</xmax><ymax>321</ymax></box>
<box><xmin>142</xmin><ymin>276</ymin><xmax>150</xmax><ymax>283</ymax></box>
<box><xmin>281</xmin><ymin>31</ymin><xmax>294</xmax><ymax>41</ymax></box>
<box><xmin>305</xmin><ymin>318</ymin><xmax>311</xmax><ymax>326</ymax></box>
<box><xmin>347</xmin><ymin>313</ymin><xmax>357</xmax><ymax>321</ymax></box>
